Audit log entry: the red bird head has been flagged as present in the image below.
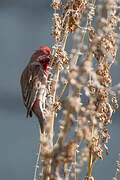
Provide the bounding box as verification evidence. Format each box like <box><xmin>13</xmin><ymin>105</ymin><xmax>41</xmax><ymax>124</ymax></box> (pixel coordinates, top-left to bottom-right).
<box><xmin>30</xmin><ymin>46</ymin><xmax>51</xmax><ymax>72</ymax></box>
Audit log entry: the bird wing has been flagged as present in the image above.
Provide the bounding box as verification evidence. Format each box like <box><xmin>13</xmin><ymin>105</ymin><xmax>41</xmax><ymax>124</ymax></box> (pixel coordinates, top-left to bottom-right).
<box><xmin>20</xmin><ymin>64</ymin><xmax>44</xmax><ymax>117</ymax></box>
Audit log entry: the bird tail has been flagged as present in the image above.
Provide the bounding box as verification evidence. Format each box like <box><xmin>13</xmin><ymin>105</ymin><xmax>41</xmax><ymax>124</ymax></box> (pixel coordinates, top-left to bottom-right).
<box><xmin>37</xmin><ymin>110</ymin><xmax>45</xmax><ymax>134</ymax></box>
<box><xmin>33</xmin><ymin>108</ymin><xmax>45</xmax><ymax>134</ymax></box>
<box><xmin>32</xmin><ymin>99</ymin><xmax>45</xmax><ymax>133</ymax></box>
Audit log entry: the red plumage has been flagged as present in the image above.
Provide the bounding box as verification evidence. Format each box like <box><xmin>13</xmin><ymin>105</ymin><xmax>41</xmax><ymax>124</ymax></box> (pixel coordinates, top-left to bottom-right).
<box><xmin>20</xmin><ymin>46</ymin><xmax>51</xmax><ymax>133</ymax></box>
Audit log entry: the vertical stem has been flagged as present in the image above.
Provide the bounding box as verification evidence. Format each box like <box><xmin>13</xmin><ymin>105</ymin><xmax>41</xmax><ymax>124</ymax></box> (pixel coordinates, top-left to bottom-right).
<box><xmin>74</xmin><ymin>112</ymin><xmax>79</xmax><ymax>180</ymax></box>
<box><xmin>51</xmin><ymin>31</ymin><xmax>69</xmax><ymax>140</ymax></box>
<box><xmin>74</xmin><ymin>151</ymin><xmax>77</xmax><ymax>180</ymax></box>
<box><xmin>86</xmin><ymin>123</ymin><xmax>94</xmax><ymax>178</ymax></box>
<box><xmin>63</xmin><ymin>163</ymin><xmax>68</xmax><ymax>180</ymax></box>
<box><xmin>50</xmin><ymin>61</ymin><xmax>61</xmax><ymax>143</ymax></box>
<box><xmin>33</xmin><ymin>125</ymin><xmax>41</xmax><ymax>180</ymax></box>
<box><xmin>45</xmin><ymin>62</ymin><xmax>60</xmax><ymax>178</ymax></box>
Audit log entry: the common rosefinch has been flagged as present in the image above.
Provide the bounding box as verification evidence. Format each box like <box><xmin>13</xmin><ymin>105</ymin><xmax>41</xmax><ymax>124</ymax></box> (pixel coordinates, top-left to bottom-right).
<box><xmin>20</xmin><ymin>46</ymin><xmax>51</xmax><ymax>133</ymax></box>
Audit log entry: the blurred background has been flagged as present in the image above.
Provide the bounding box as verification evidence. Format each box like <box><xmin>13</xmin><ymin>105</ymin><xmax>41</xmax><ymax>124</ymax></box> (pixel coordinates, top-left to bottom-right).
<box><xmin>0</xmin><ymin>0</ymin><xmax>120</xmax><ymax>179</ymax></box>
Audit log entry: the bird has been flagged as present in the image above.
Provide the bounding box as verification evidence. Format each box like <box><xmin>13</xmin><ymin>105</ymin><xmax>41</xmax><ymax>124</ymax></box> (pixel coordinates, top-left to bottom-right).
<box><xmin>20</xmin><ymin>46</ymin><xmax>51</xmax><ymax>133</ymax></box>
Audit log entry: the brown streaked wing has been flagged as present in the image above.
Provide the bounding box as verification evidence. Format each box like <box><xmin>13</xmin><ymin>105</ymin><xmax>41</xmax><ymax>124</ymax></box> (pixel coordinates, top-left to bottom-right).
<box><xmin>20</xmin><ymin>64</ymin><xmax>43</xmax><ymax>117</ymax></box>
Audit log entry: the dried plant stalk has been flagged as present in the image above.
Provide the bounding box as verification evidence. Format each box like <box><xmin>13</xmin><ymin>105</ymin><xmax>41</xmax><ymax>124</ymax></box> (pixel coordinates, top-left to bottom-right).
<box><xmin>113</xmin><ymin>154</ymin><xmax>120</xmax><ymax>180</ymax></box>
<box><xmin>34</xmin><ymin>0</ymin><xmax>120</xmax><ymax>179</ymax></box>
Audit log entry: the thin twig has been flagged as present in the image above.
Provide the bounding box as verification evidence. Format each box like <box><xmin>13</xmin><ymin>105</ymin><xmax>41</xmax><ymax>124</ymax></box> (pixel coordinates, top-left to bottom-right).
<box><xmin>33</xmin><ymin>125</ymin><xmax>41</xmax><ymax>180</ymax></box>
<box><xmin>56</xmin><ymin>82</ymin><xmax>67</xmax><ymax>102</ymax></box>
<box><xmin>33</xmin><ymin>143</ymin><xmax>41</xmax><ymax>180</ymax></box>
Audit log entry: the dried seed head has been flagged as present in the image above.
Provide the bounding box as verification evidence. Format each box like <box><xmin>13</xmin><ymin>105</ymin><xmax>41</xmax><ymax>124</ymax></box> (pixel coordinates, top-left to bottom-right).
<box><xmin>51</xmin><ymin>0</ymin><xmax>62</xmax><ymax>10</ymax></box>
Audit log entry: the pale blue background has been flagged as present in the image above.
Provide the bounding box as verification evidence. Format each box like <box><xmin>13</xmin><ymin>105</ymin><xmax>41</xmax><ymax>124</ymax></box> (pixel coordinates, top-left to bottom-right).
<box><xmin>0</xmin><ymin>0</ymin><xmax>120</xmax><ymax>179</ymax></box>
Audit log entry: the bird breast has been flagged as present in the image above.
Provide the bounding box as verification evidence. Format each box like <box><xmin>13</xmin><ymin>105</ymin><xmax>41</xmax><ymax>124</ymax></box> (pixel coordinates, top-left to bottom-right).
<box><xmin>37</xmin><ymin>74</ymin><xmax>47</xmax><ymax>103</ymax></box>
